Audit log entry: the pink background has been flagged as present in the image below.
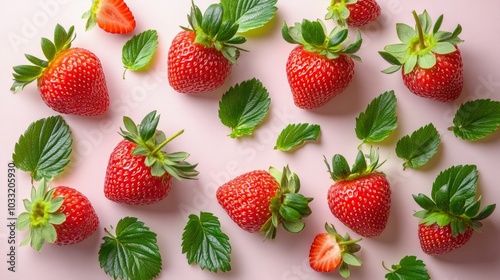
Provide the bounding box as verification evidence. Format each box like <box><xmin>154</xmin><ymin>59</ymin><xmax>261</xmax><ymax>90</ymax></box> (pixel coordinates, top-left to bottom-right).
<box><xmin>1</xmin><ymin>0</ymin><xmax>499</xmax><ymax>279</ymax></box>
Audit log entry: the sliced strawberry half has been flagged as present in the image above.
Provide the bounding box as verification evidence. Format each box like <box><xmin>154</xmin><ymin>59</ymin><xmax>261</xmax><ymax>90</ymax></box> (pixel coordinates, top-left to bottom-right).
<box><xmin>309</xmin><ymin>223</ymin><xmax>362</xmax><ymax>278</ymax></box>
<box><xmin>83</xmin><ymin>0</ymin><xmax>136</xmax><ymax>34</ymax></box>
<box><xmin>310</xmin><ymin>233</ymin><xmax>342</xmax><ymax>272</ymax></box>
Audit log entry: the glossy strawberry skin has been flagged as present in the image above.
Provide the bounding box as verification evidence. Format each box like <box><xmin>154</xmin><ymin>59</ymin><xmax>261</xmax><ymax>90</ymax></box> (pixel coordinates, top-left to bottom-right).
<box><xmin>346</xmin><ymin>0</ymin><xmax>381</xmax><ymax>27</ymax></box>
<box><xmin>168</xmin><ymin>30</ymin><xmax>232</xmax><ymax>94</ymax></box>
<box><xmin>38</xmin><ymin>48</ymin><xmax>109</xmax><ymax>116</ymax></box>
<box><xmin>418</xmin><ymin>223</ymin><xmax>473</xmax><ymax>255</ymax></box>
<box><xmin>402</xmin><ymin>48</ymin><xmax>463</xmax><ymax>102</ymax></box>
<box><xmin>309</xmin><ymin>233</ymin><xmax>341</xmax><ymax>272</ymax></box>
<box><xmin>104</xmin><ymin>140</ymin><xmax>172</xmax><ymax>205</ymax></box>
<box><xmin>286</xmin><ymin>46</ymin><xmax>355</xmax><ymax>110</ymax></box>
<box><xmin>327</xmin><ymin>173</ymin><xmax>390</xmax><ymax>237</ymax></box>
<box><xmin>216</xmin><ymin>170</ymin><xmax>279</xmax><ymax>233</ymax></box>
<box><xmin>52</xmin><ymin>186</ymin><xmax>99</xmax><ymax>245</ymax></box>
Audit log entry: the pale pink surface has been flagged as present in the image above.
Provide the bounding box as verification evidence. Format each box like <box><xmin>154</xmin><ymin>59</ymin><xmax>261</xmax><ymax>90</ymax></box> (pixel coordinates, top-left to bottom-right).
<box><xmin>1</xmin><ymin>1</ymin><xmax>499</xmax><ymax>279</ymax></box>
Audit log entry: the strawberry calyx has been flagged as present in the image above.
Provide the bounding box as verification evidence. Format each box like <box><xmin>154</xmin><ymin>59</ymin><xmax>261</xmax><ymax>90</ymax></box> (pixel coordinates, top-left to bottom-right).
<box><xmin>325</xmin><ymin>0</ymin><xmax>358</xmax><ymax>27</ymax></box>
<box><xmin>325</xmin><ymin>146</ymin><xmax>385</xmax><ymax>182</ymax></box>
<box><xmin>82</xmin><ymin>0</ymin><xmax>101</xmax><ymax>31</ymax></box>
<box><xmin>412</xmin><ymin>165</ymin><xmax>496</xmax><ymax>237</ymax></box>
<box><xmin>11</xmin><ymin>24</ymin><xmax>75</xmax><ymax>93</ymax></box>
<box><xmin>16</xmin><ymin>179</ymin><xmax>66</xmax><ymax>252</ymax></box>
<box><xmin>379</xmin><ymin>10</ymin><xmax>463</xmax><ymax>74</ymax></box>
<box><xmin>183</xmin><ymin>1</ymin><xmax>246</xmax><ymax>64</ymax></box>
<box><xmin>282</xmin><ymin>18</ymin><xmax>362</xmax><ymax>61</ymax></box>
<box><xmin>119</xmin><ymin>110</ymin><xmax>199</xmax><ymax>180</ymax></box>
<box><xmin>260</xmin><ymin>165</ymin><xmax>313</xmax><ymax>239</ymax></box>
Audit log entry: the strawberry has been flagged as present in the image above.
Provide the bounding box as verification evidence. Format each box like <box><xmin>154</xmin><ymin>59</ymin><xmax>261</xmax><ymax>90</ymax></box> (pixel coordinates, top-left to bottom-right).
<box><xmin>413</xmin><ymin>165</ymin><xmax>496</xmax><ymax>255</ymax></box>
<box><xmin>11</xmin><ymin>24</ymin><xmax>109</xmax><ymax>116</ymax></box>
<box><xmin>83</xmin><ymin>0</ymin><xmax>136</xmax><ymax>34</ymax></box>
<box><xmin>216</xmin><ymin>166</ymin><xmax>313</xmax><ymax>239</ymax></box>
<box><xmin>104</xmin><ymin>111</ymin><xmax>198</xmax><ymax>205</ymax></box>
<box><xmin>326</xmin><ymin>0</ymin><xmax>381</xmax><ymax>27</ymax></box>
<box><xmin>282</xmin><ymin>19</ymin><xmax>362</xmax><ymax>110</ymax></box>
<box><xmin>16</xmin><ymin>180</ymin><xmax>99</xmax><ymax>252</ymax></box>
<box><xmin>309</xmin><ymin>223</ymin><xmax>362</xmax><ymax>278</ymax></box>
<box><xmin>324</xmin><ymin>148</ymin><xmax>391</xmax><ymax>237</ymax></box>
<box><xmin>379</xmin><ymin>10</ymin><xmax>464</xmax><ymax>102</ymax></box>
<box><xmin>167</xmin><ymin>2</ymin><xmax>246</xmax><ymax>94</ymax></box>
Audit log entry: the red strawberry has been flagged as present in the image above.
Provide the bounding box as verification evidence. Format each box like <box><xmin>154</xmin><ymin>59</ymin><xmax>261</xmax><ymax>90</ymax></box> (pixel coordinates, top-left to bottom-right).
<box><xmin>379</xmin><ymin>10</ymin><xmax>464</xmax><ymax>102</ymax></box>
<box><xmin>83</xmin><ymin>0</ymin><xmax>136</xmax><ymax>34</ymax></box>
<box><xmin>16</xmin><ymin>180</ymin><xmax>99</xmax><ymax>252</ymax></box>
<box><xmin>402</xmin><ymin>49</ymin><xmax>463</xmax><ymax>102</ymax></box>
<box><xmin>282</xmin><ymin>19</ymin><xmax>362</xmax><ymax>110</ymax></box>
<box><xmin>413</xmin><ymin>165</ymin><xmax>496</xmax><ymax>255</ymax></box>
<box><xmin>309</xmin><ymin>223</ymin><xmax>362</xmax><ymax>278</ymax></box>
<box><xmin>11</xmin><ymin>24</ymin><xmax>109</xmax><ymax>116</ymax></box>
<box><xmin>104</xmin><ymin>111</ymin><xmax>198</xmax><ymax>205</ymax></box>
<box><xmin>216</xmin><ymin>166</ymin><xmax>313</xmax><ymax>239</ymax></box>
<box><xmin>326</xmin><ymin>0</ymin><xmax>381</xmax><ymax>27</ymax></box>
<box><xmin>418</xmin><ymin>224</ymin><xmax>473</xmax><ymax>255</ymax></box>
<box><xmin>324</xmin><ymin>148</ymin><xmax>391</xmax><ymax>237</ymax></box>
<box><xmin>167</xmin><ymin>2</ymin><xmax>246</xmax><ymax>94</ymax></box>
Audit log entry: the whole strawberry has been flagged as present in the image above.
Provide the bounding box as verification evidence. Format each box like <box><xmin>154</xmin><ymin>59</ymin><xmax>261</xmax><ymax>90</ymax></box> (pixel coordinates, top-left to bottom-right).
<box><xmin>282</xmin><ymin>19</ymin><xmax>362</xmax><ymax>110</ymax></box>
<box><xmin>379</xmin><ymin>10</ymin><xmax>464</xmax><ymax>102</ymax></box>
<box><xmin>167</xmin><ymin>2</ymin><xmax>245</xmax><ymax>94</ymax></box>
<box><xmin>16</xmin><ymin>180</ymin><xmax>99</xmax><ymax>252</ymax></box>
<box><xmin>324</xmin><ymin>148</ymin><xmax>391</xmax><ymax>237</ymax></box>
<box><xmin>11</xmin><ymin>24</ymin><xmax>109</xmax><ymax>116</ymax></box>
<box><xmin>104</xmin><ymin>111</ymin><xmax>198</xmax><ymax>205</ymax></box>
<box><xmin>326</xmin><ymin>0</ymin><xmax>381</xmax><ymax>27</ymax></box>
<box><xmin>309</xmin><ymin>223</ymin><xmax>362</xmax><ymax>278</ymax></box>
<box><xmin>216</xmin><ymin>166</ymin><xmax>313</xmax><ymax>239</ymax></box>
<box><xmin>413</xmin><ymin>165</ymin><xmax>496</xmax><ymax>255</ymax></box>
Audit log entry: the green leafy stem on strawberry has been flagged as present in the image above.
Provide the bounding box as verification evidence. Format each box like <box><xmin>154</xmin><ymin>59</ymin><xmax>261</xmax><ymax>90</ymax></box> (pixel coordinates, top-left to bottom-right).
<box><xmin>379</xmin><ymin>10</ymin><xmax>463</xmax><ymax>74</ymax></box>
<box><xmin>413</xmin><ymin>165</ymin><xmax>496</xmax><ymax>238</ymax></box>
<box><xmin>325</xmin><ymin>146</ymin><xmax>385</xmax><ymax>181</ymax></box>
<box><xmin>17</xmin><ymin>179</ymin><xmax>66</xmax><ymax>252</ymax></box>
<box><xmin>262</xmin><ymin>166</ymin><xmax>314</xmax><ymax>239</ymax></box>
<box><xmin>184</xmin><ymin>1</ymin><xmax>247</xmax><ymax>64</ymax></box>
<box><xmin>119</xmin><ymin>110</ymin><xmax>199</xmax><ymax>180</ymax></box>
<box><xmin>11</xmin><ymin>24</ymin><xmax>75</xmax><ymax>93</ymax></box>
<box><xmin>282</xmin><ymin>18</ymin><xmax>362</xmax><ymax>61</ymax></box>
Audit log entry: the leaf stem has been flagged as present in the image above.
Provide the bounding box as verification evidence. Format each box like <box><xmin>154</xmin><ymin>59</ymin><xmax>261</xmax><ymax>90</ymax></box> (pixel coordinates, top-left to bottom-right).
<box><xmin>104</xmin><ymin>227</ymin><xmax>116</xmax><ymax>239</ymax></box>
<box><xmin>412</xmin><ymin>10</ymin><xmax>426</xmax><ymax>50</ymax></box>
<box><xmin>122</xmin><ymin>68</ymin><xmax>128</xmax><ymax>80</ymax></box>
<box><xmin>381</xmin><ymin>261</ymin><xmax>393</xmax><ymax>272</ymax></box>
<box><xmin>150</xmin><ymin>130</ymin><xmax>184</xmax><ymax>155</ymax></box>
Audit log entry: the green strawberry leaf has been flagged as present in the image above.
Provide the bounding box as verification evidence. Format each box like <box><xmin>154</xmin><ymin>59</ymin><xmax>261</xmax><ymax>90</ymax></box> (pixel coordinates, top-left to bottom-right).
<box><xmin>182</xmin><ymin>212</ymin><xmax>231</xmax><ymax>272</ymax></box>
<box><xmin>99</xmin><ymin>217</ymin><xmax>162</xmax><ymax>280</ymax></box>
<box><xmin>383</xmin><ymin>255</ymin><xmax>430</xmax><ymax>280</ymax></box>
<box><xmin>355</xmin><ymin>90</ymin><xmax>398</xmax><ymax>145</ymax></box>
<box><xmin>431</xmin><ymin>165</ymin><xmax>478</xmax><ymax>209</ymax></box>
<box><xmin>12</xmin><ymin>115</ymin><xmax>72</xmax><ymax>182</ymax></box>
<box><xmin>449</xmin><ymin>99</ymin><xmax>500</xmax><ymax>141</ymax></box>
<box><xmin>395</xmin><ymin>123</ymin><xmax>440</xmax><ymax>169</ymax></box>
<box><xmin>221</xmin><ymin>0</ymin><xmax>278</xmax><ymax>33</ymax></box>
<box><xmin>274</xmin><ymin>123</ymin><xmax>320</xmax><ymax>151</ymax></box>
<box><xmin>122</xmin><ymin>30</ymin><xmax>158</xmax><ymax>78</ymax></box>
<box><xmin>218</xmin><ymin>78</ymin><xmax>271</xmax><ymax>138</ymax></box>
<box><xmin>301</xmin><ymin>19</ymin><xmax>326</xmax><ymax>46</ymax></box>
